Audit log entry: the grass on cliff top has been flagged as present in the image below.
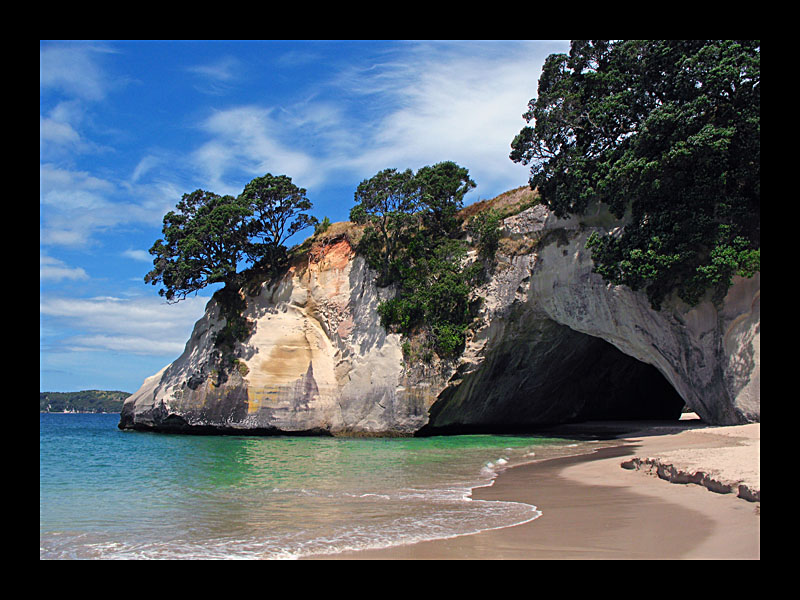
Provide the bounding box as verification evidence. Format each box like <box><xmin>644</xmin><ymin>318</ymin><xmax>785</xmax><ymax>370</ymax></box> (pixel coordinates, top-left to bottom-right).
<box><xmin>457</xmin><ymin>185</ymin><xmax>540</xmax><ymax>223</ymax></box>
<box><xmin>288</xmin><ymin>185</ymin><xmax>540</xmax><ymax>262</ymax></box>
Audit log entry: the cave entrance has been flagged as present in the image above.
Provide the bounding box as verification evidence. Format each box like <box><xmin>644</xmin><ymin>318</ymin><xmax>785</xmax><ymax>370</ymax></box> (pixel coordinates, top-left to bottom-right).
<box><xmin>420</xmin><ymin>318</ymin><xmax>685</xmax><ymax>435</ymax></box>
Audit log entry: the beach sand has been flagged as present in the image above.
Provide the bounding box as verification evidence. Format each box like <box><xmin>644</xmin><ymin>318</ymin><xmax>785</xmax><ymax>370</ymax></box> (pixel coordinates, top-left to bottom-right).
<box><xmin>311</xmin><ymin>416</ymin><xmax>760</xmax><ymax>560</ymax></box>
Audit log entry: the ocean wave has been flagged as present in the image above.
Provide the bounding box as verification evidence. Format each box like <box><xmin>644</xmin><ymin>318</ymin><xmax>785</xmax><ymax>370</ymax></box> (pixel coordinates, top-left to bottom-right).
<box><xmin>41</xmin><ymin>487</ymin><xmax>542</xmax><ymax>560</ymax></box>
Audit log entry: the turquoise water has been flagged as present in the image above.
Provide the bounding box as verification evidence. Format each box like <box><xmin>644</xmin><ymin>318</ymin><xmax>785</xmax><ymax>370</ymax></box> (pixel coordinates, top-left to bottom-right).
<box><xmin>40</xmin><ymin>413</ymin><xmax>590</xmax><ymax>559</ymax></box>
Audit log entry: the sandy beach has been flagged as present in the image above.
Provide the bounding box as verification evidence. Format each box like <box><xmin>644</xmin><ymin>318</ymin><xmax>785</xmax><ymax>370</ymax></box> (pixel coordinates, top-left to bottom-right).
<box><xmin>311</xmin><ymin>416</ymin><xmax>760</xmax><ymax>560</ymax></box>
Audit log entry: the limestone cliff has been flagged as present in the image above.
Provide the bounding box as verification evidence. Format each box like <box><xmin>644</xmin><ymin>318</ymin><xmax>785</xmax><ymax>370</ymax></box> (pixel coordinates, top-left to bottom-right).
<box><xmin>119</xmin><ymin>199</ymin><xmax>760</xmax><ymax>435</ymax></box>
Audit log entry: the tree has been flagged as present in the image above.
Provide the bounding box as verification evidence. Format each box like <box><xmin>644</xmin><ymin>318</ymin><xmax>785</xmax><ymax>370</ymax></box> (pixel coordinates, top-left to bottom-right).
<box><xmin>415</xmin><ymin>161</ymin><xmax>476</xmax><ymax>239</ymax></box>
<box><xmin>350</xmin><ymin>167</ymin><xmax>419</xmax><ymax>285</ymax></box>
<box><xmin>239</xmin><ymin>173</ymin><xmax>318</xmax><ymax>266</ymax></box>
<box><xmin>467</xmin><ymin>209</ymin><xmax>502</xmax><ymax>261</ymax></box>
<box><xmin>510</xmin><ymin>40</ymin><xmax>760</xmax><ymax>309</ymax></box>
<box><xmin>145</xmin><ymin>174</ymin><xmax>317</xmax><ymax>303</ymax></box>
<box><xmin>350</xmin><ymin>162</ymin><xmax>476</xmax><ymax>285</ymax></box>
<box><xmin>352</xmin><ymin>161</ymin><xmax>481</xmax><ymax>359</ymax></box>
<box><xmin>145</xmin><ymin>190</ymin><xmax>250</xmax><ymax>302</ymax></box>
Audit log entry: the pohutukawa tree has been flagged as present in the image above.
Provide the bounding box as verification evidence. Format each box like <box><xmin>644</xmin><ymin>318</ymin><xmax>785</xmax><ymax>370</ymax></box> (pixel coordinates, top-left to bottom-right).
<box><xmin>144</xmin><ymin>189</ymin><xmax>250</xmax><ymax>303</ymax></box>
<box><xmin>145</xmin><ymin>174</ymin><xmax>317</xmax><ymax>303</ymax></box>
<box><xmin>351</xmin><ymin>161</ymin><xmax>480</xmax><ymax>358</ymax></box>
<box><xmin>349</xmin><ymin>167</ymin><xmax>418</xmax><ymax>285</ymax></box>
<box><xmin>239</xmin><ymin>173</ymin><xmax>318</xmax><ymax>267</ymax></box>
<box><xmin>510</xmin><ymin>40</ymin><xmax>760</xmax><ymax>309</ymax></box>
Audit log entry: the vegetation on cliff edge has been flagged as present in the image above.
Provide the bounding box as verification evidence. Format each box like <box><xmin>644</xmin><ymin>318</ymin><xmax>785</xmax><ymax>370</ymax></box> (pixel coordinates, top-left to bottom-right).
<box><xmin>350</xmin><ymin>161</ymin><xmax>487</xmax><ymax>359</ymax></box>
<box><xmin>510</xmin><ymin>40</ymin><xmax>760</xmax><ymax>309</ymax></box>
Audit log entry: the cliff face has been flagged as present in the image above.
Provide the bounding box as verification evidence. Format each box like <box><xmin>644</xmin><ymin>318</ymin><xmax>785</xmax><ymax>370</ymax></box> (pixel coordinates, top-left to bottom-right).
<box><xmin>119</xmin><ymin>202</ymin><xmax>760</xmax><ymax>435</ymax></box>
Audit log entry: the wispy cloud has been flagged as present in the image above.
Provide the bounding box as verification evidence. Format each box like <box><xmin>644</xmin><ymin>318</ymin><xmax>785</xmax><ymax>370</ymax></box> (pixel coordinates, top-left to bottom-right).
<box><xmin>187</xmin><ymin>55</ymin><xmax>240</xmax><ymax>81</ymax></box>
<box><xmin>187</xmin><ymin>56</ymin><xmax>242</xmax><ymax>95</ymax></box>
<box><xmin>40</xmin><ymin>163</ymin><xmax>177</xmax><ymax>248</ymax></box>
<box><xmin>40</xmin><ymin>254</ymin><xmax>89</xmax><ymax>282</ymax></box>
<box><xmin>123</xmin><ymin>249</ymin><xmax>152</xmax><ymax>262</ymax></box>
<box><xmin>188</xmin><ymin>41</ymin><xmax>566</xmax><ymax>201</ymax></box>
<box><xmin>331</xmin><ymin>41</ymin><xmax>563</xmax><ymax>195</ymax></box>
<box><xmin>192</xmin><ymin>106</ymin><xmax>320</xmax><ymax>194</ymax></box>
<box><xmin>40</xmin><ymin>113</ymin><xmax>81</xmax><ymax>153</ymax></box>
<box><xmin>39</xmin><ymin>43</ymin><xmax>115</xmax><ymax>101</ymax></box>
<box><xmin>40</xmin><ymin>295</ymin><xmax>211</xmax><ymax>357</ymax></box>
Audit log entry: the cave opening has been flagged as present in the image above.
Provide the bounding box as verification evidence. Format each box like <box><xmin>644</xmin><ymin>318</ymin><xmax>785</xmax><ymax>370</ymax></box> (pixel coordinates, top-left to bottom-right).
<box><xmin>417</xmin><ymin>319</ymin><xmax>686</xmax><ymax>436</ymax></box>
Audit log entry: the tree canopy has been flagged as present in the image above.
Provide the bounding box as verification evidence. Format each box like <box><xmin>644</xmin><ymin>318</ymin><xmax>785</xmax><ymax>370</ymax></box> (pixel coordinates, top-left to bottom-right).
<box><xmin>350</xmin><ymin>167</ymin><xmax>418</xmax><ymax>285</ymax></box>
<box><xmin>510</xmin><ymin>40</ymin><xmax>760</xmax><ymax>309</ymax></box>
<box><xmin>240</xmin><ymin>173</ymin><xmax>317</xmax><ymax>266</ymax></box>
<box><xmin>350</xmin><ymin>161</ymin><xmax>475</xmax><ymax>287</ymax></box>
<box><xmin>145</xmin><ymin>174</ymin><xmax>317</xmax><ymax>303</ymax></box>
<box><xmin>145</xmin><ymin>190</ymin><xmax>250</xmax><ymax>302</ymax></box>
<box><xmin>351</xmin><ymin>161</ymin><xmax>479</xmax><ymax>358</ymax></box>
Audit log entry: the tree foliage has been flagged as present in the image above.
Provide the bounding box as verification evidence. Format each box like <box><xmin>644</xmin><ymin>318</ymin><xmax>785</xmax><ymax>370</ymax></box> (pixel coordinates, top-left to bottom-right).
<box><xmin>145</xmin><ymin>174</ymin><xmax>317</xmax><ymax>303</ymax></box>
<box><xmin>145</xmin><ymin>174</ymin><xmax>317</xmax><ymax>375</ymax></box>
<box><xmin>350</xmin><ymin>168</ymin><xmax>418</xmax><ymax>286</ymax></box>
<box><xmin>352</xmin><ymin>162</ymin><xmax>479</xmax><ymax>358</ymax></box>
<box><xmin>467</xmin><ymin>209</ymin><xmax>502</xmax><ymax>261</ymax></box>
<box><xmin>145</xmin><ymin>190</ymin><xmax>251</xmax><ymax>302</ymax></box>
<box><xmin>240</xmin><ymin>173</ymin><xmax>318</xmax><ymax>267</ymax></box>
<box><xmin>510</xmin><ymin>40</ymin><xmax>760</xmax><ymax>308</ymax></box>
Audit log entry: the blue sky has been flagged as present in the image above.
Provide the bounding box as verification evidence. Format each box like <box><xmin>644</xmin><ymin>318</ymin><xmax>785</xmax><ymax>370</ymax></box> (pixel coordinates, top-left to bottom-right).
<box><xmin>40</xmin><ymin>39</ymin><xmax>570</xmax><ymax>393</ymax></box>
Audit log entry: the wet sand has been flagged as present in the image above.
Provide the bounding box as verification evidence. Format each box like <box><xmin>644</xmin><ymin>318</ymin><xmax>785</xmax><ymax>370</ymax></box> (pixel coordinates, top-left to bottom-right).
<box><xmin>311</xmin><ymin>419</ymin><xmax>760</xmax><ymax>560</ymax></box>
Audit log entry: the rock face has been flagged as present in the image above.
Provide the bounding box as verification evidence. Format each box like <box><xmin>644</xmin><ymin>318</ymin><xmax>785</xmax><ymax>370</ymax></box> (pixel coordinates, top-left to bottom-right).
<box><xmin>119</xmin><ymin>202</ymin><xmax>760</xmax><ymax>435</ymax></box>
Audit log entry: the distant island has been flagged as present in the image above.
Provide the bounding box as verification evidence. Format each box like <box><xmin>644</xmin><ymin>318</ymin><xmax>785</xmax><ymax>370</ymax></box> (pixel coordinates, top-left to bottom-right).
<box><xmin>40</xmin><ymin>390</ymin><xmax>130</xmax><ymax>413</ymax></box>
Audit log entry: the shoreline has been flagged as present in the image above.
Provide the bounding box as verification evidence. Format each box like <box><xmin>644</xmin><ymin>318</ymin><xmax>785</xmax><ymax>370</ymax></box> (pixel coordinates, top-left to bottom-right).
<box><xmin>308</xmin><ymin>417</ymin><xmax>760</xmax><ymax>560</ymax></box>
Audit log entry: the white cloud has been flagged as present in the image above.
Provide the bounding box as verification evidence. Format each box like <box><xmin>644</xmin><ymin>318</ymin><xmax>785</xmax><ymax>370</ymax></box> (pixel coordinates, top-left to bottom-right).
<box><xmin>187</xmin><ymin>56</ymin><xmax>240</xmax><ymax>82</ymax></box>
<box><xmin>187</xmin><ymin>41</ymin><xmax>568</xmax><ymax>201</ymax></box>
<box><xmin>40</xmin><ymin>163</ymin><xmax>115</xmax><ymax>209</ymax></box>
<box><xmin>40</xmin><ymin>254</ymin><xmax>89</xmax><ymax>282</ymax></box>
<box><xmin>64</xmin><ymin>334</ymin><xmax>187</xmax><ymax>356</ymax></box>
<box><xmin>334</xmin><ymin>41</ymin><xmax>567</xmax><ymax>197</ymax></box>
<box><xmin>40</xmin><ymin>43</ymin><xmax>113</xmax><ymax>101</ymax></box>
<box><xmin>39</xmin><ymin>100</ymin><xmax>101</xmax><ymax>160</ymax></box>
<box><xmin>123</xmin><ymin>249</ymin><xmax>152</xmax><ymax>262</ymax></box>
<box><xmin>40</xmin><ymin>115</ymin><xmax>80</xmax><ymax>148</ymax></box>
<box><xmin>40</xmin><ymin>164</ymin><xmax>119</xmax><ymax>247</ymax></box>
<box><xmin>193</xmin><ymin>106</ymin><xmax>319</xmax><ymax>193</ymax></box>
<box><xmin>186</xmin><ymin>56</ymin><xmax>243</xmax><ymax>96</ymax></box>
<box><xmin>40</xmin><ymin>294</ymin><xmax>211</xmax><ymax>357</ymax></box>
<box><xmin>40</xmin><ymin>163</ymin><xmax>175</xmax><ymax>248</ymax></box>
<box><xmin>130</xmin><ymin>155</ymin><xmax>160</xmax><ymax>183</ymax></box>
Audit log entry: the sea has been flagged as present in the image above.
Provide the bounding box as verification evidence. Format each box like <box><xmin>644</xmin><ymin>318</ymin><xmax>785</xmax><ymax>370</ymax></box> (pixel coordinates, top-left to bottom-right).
<box><xmin>40</xmin><ymin>412</ymin><xmax>599</xmax><ymax>560</ymax></box>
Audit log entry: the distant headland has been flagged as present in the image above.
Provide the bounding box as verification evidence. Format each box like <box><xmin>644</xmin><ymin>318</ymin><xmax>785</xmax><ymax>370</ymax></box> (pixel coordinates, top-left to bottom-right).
<box><xmin>40</xmin><ymin>390</ymin><xmax>129</xmax><ymax>414</ymax></box>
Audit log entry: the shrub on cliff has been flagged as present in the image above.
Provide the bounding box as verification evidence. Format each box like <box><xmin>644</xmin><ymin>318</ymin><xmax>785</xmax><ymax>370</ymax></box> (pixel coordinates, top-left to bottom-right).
<box><xmin>510</xmin><ymin>40</ymin><xmax>760</xmax><ymax>309</ymax></box>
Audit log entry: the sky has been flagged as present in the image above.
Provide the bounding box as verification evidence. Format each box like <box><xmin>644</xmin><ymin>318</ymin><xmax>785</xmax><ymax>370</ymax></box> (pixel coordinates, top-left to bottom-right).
<box><xmin>40</xmin><ymin>39</ymin><xmax>570</xmax><ymax>393</ymax></box>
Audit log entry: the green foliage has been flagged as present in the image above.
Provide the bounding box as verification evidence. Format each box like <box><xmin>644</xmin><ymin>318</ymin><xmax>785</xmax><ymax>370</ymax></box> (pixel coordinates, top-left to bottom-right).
<box><xmin>510</xmin><ymin>40</ymin><xmax>760</xmax><ymax>309</ymax></box>
<box><xmin>145</xmin><ymin>190</ymin><xmax>251</xmax><ymax>303</ymax></box>
<box><xmin>314</xmin><ymin>216</ymin><xmax>332</xmax><ymax>235</ymax></box>
<box><xmin>467</xmin><ymin>209</ymin><xmax>502</xmax><ymax>261</ymax></box>
<box><xmin>146</xmin><ymin>174</ymin><xmax>317</xmax><ymax>303</ymax></box>
<box><xmin>382</xmin><ymin>239</ymin><xmax>481</xmax><ymax>357</ymax></box>
<box><xmin>414</xmin><ymin>161</ymin><xmax>476</xmax><ymax>239</ymax></box>
<box><xmin>239</xmin><ymin>173</ymin><xmax>318</xmax><ymax>267</ymax></box>
<box><xmin>211</xmin><ymin>285</ymin><xmax>251</xmax><ymax>354</ymax></box>
<box><xmin>350</xmin><ymin>168</ymin><xmax>418</xmax><ymax>286</ymax></box>
<box><xmin>146</xmin><ymin>173</ymin><xmax>317</xmax><ymax>376</ymax></box>
<box><xmin>352</xmin><ymin>162</ymin><xmax>479</xmax><ymax>359</ymax></box>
